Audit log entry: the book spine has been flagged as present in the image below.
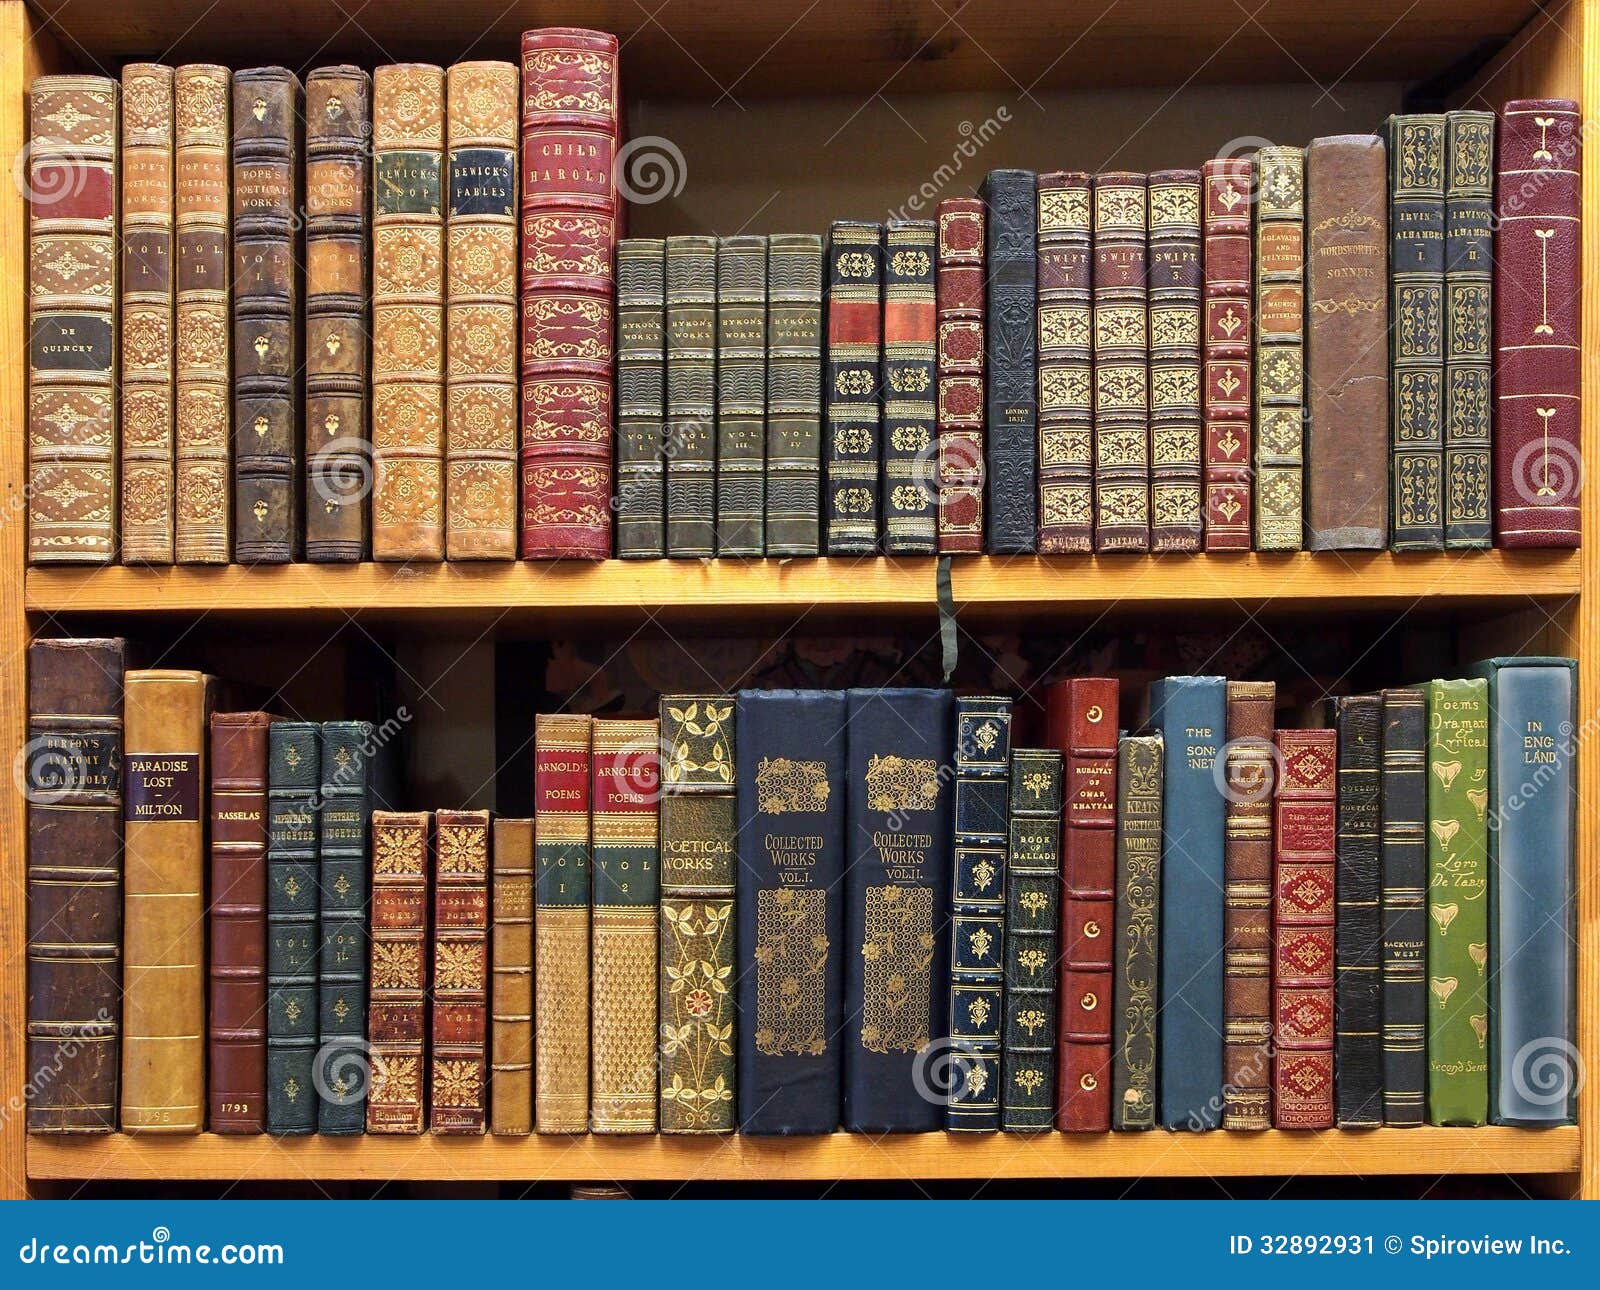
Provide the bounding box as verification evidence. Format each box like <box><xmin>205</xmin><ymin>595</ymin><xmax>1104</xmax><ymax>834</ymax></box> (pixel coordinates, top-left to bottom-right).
<box><xmin>264</xmin><ymin>721</ymin><xmax>318</xmax><ymax>1134</ymax></box>
<box><xmin>659</xmin><ymin>697</ymin><xmax>737</xmax><ymax>1134</ymax></box>
<box><xmin>935</xmin><ymin>198</ymin><xmax>985</xmax><ymax>553</ymax></box>
<box><xmin>27</xmin><ymin>76</ymin><xmax>118</xmax><ymax>565</ymax></box>
<box><xmin>1201</xmin><ymin>158</ymin><xmax>1251</xmax><ymax>550</ymax></box>
<box><xmin>121</xmin><ymin>669</ymin><xmax>211</xmax><ymax>1133</ymax></box>
<box><xmin>444</xmin><ymin>61</ymin><xmax>519</xmax><ymax>560</ymax></box>
<box><xmin>1442</xmin><ymin>111</ymin><xmax>1495</xmax><ymax>548</ymax></box>
<box><xmin>1112</xmin><ymin>733</ymin><xmax>1163</xmax><ymax>1129</ymax></box>
<box><xmin>979</xmin><ymin>169</ymin><xmax>1038</xmax><ymax>552</ymax></box>
<box><xmin>616</xmin><ymin>239</ymin><xmax>666</xmax><ymax>558</ymax></box>
<box><xmin>1222</xmin><ymin>679</ymin><xmax>1275</xmax><ymax>1129</ymax></box>
<box><xmin>946</xmin><ymin>697</ymin><xmax>1012</xmax><ymax>1131</ymax></box>
<box><xmin>665</xmin><ymin>234</ymin><xmax>718</xmax><ymax>557</ymax></box>
<box><xmin>25</xmin><ymin>638</ymin><xmax>125</xmax><ymax>1133</ymax></box>
<box><xmin>716</xmin><ymin>235</ymin><xmax>768</xmax><ymax>555</ymax></box>
<box><xmin>534</xmin><ymin>713</ymin><xmax>592</xmax><ymax>1132</ymax></box>
<box><xmin>734</xmin><ymin>689</ymin><xmax>847</xmax><ymax>1135</ymax></box>
<box><xmin>765</xmin><ymin>234</ymin><xmax>824</xmax><ymax>555</ymax></box>
<box><xmin>1387</xmin><ymin>115</ymin><xmax>1446</xmax><ymax>551</ymax></box>
<box><xmin>1333</xmin><ymin>695</ymin><xmax>1383</xmax><ymax>1126</ymax></box>
<box><xmin>1047</xmin><ymin>676</ymin><xmax>1118</xmax><ymax>1132</ymax></box>
<box><xmin>371</xmin><ymin>63</ymin><xmax>445</xmax><ymax>562</ymax></box>
<box><xmin>1035</xmin><ymin>173</ymin><xmax>1094</xmax><ymax>552</ymax></box>
<box><xmin>119</xmin><ymin>64</ymin><xmax>175</xmax><ymax>563</ymax></box>
<box><xmin>1148</xmin><ymin>170</ymin><xmax>1204</xmax><ymax>552</ymax></box>
<box><xmin>490</xmin><ymin>818</ymin><xmax>535</xmax><ymax>1135</ymax></box>
<box><xmin>208</xmin><ymin>711</ymin><xmax>272</xmax><ymax>1134</ymax></box>
<box><xmin>1379</xmin><ymin>687</ymin><xmax>1427</xmax><ymax>1126</ymax></box>
<box><xmin>367</xmin><ymin>811</ymin><xmax>430</xmax><ymax>1133</ymax></box>
<box><xmin>1000</xmin><ymin>749</ymin><xmax>1062</xmax><ymax>1131</ymax></box>
<box><xmin>304</xmin><ymin>66</ymin><xmax>372</xmax><ymax>563</ymax></box>
<box><xmin>824</xmin><ymin>221</ymin><xmax>882</xmax><ymax>554</ymax></box>
<box><xmin>518</xmin><ymin>28</ymin><xmax>619</xmax><ymax>559</ymax></box>
<box><xmin>231</xmin><ymin>68</ymin><xmax>302</xmax><ymax>563</ymax></box>
<box><xmin>1092</xmin><ymin>171</ymin><xmax>1150</xmax><ymax>552</ymax></box>
<box><xmin>1424</xmin><ymin>677</ymin><xmax>1489</xmax><ymax>1125</ymax></box>
<box><xmin>173</xmin><ymin>65</ymin><xmax>232</xmax><ymax>564</ymax></box>
<box><xmin>1253</xmin><ymin>147</ymin><xmax>1305</xmax><ymax>551</ymax></box>
<box><xmin>430</xmin><ymin>809</ymin><xmax>489</xmax><ymax>1133</ymax></box>
<box><xmin>882</xmin><ymin>220</ymin><xmax>938</xmax><ymax>553</ymax></box>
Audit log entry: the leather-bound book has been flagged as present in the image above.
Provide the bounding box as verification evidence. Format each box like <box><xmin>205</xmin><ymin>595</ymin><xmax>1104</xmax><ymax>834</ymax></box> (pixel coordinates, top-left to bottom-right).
<box><xmin>368</xmin><ymin>811</ymin><xmax>430</xmax><ymax>1133</ymax></box>
<box><xmin>935</xmin><ymin>198</ymin><xmax>985</xmax><ymax>553</ymax></box>
<box><xmin>716</xmin><ymin>235</ymin><xmax>768</xmax><ymax>555</ymax></box>
<box><xmin>946</xmin><ymin>697</ymin><xmax>1012</xmax><ymax>1131</ymax></box>
<box><xmin>431</xmin><ymin>809</ymin><xmax>490</xmax><ymax>1134</ymax></box>
<box><xmin>490</xmin><ymin>818</ymin><xmax>534</xmax><ymax>1135</ymax></box>
<box><xmin>371</xmin><ymin>63</ymin><xmax>445</xmax><ymax>562</ymax></box>
<box><xmin>265</xmin><ymin>722</ymin><xmax>318</xmax><ymax>1134</ymax></box>
<box><xmin>1379</xmin><ymin>687</ymin><xmax>1427</xmax><ymax>1126</ymax></box>
<box><xmin>765</xmin><ymin>234</ymin><xmax>825</xmax><ymax>555</ymax></box>
<box><xmin>173</xmin><ymin>67</ymin><xmax>233</xmax><ymax>564</ymax></box>
<box><xmin>121</xmin><ymin>669</ymin><xmax>212</xmax><ymax>1133</ymax></box>
<box><xmin>843</xmin><ymin>688</ymin><xmax>953</xmax><ymax>1132</ymax></box>
<box><xmin>231</xmin><ymin>68</ymin><xmax>302</xmax><ymax>563</ymax></box>
<box><xmin>616</xmin><ymin>238</ymin><xmax>666</xmax><ymax>558</ymax></box>
<box><xmin>209</xmin><ymin>711</ymin><xmax>275</xmax><ymax>1134</ymax></box>
<box><xmin>534</xmin><ymin>713</ymin><xmax>592</xmax><ymax>1132</ymax></box>
<box><xmin>591</xmin><ymin>719</ymin><xmax>660</xmax><ymax>1133</ymax></box>
<box><xmin>1035</xmin><ymin>173</ymin><xmax>1092</xmax><ymax>552</ymax></box>
<box><xmin>1253</xmin><ymin>147</ymin><xmax>1306</xmax><ymax>552</ymax></box>
<box><xmin>882</xmin><ymin>220</ymin><xmax>938</xmax><ymax>553</ymax></box>
<box><xmin>1272</xmin><ymin>728</ymin><xmax>1336</xmax><ymax>1129</ymax></box>
<box><xmin>1092</xmin><ymin>172</ymin><xmax>1150</xmax><ymax>552</ymax></box>
<box><xmin>979</xmin><ymin>169</ymin><xmax>1037</xmax><ymax>552</ymax></box>
<box><xmin>824</xmin><ymin>221</ymin><xmax>882</xmax><ymax>554</ymax></box>
<box><xmin>1442</xmin><ymin>111</ymin><xmax>1495</xmax><ymax>548</ymax></box>
<box><xmin>445</xmin><ymin>61</ymin><xmax>519</xmax><ymax>560</ymax></box>
<box><xmin>1424</xmin><ymin>677</ymin><xmax>1489</xmax><ymax>1125</ymax></box>
<box><xmin>1306</xmin><ymin>134</ymin><xmax>1389</xmax><ymax>550</ymax></box>
<box><xmin>660</xmin><ymin>699</ymin><xmax>737</xmax><ymax>1134</ymax></box>
<box><xmin>27</xmin><ymin>76</ymin><xmax>118</xmax><ymax>565</ymax></box>
<box><xmin>1472</xmin><ymin>657</ymin><xmax>1577</xmax><ymax>1125</ymax></box>
<box><xmin>1148</xmin><ymin>170</ymin><xmax>1203</xmax><ymax>552</ymax></box>
<box><xmin>25</xmin><ymin>638</ymin><xmax>125</xmax><ymax>1133</ymax></box>
<box><xmin>120</xmin><ymin>64</ymin><xmax>175</xmax><ymax>564</ymax></box>
<box><xmin>665</xmin><ymin>235</ymin><xmax>717</xmax><ymax>557</ymax></box>
<box><xmin>303</xmin><ymin>67</ymin><xmax>371</xmax><ymax>563</ymax></box>
<box><xmin>1387</xmin><ymin>115</ymin><xmax>1445</xmax><ymax>551</ymax></box>
<box><xmin>1000</xmin><ymin>749</ymin><xmax>1062</xmax><ymax>1132</ymax></box>
<box><xmin>1046</xmin><ymin>676</ymin><xmax>1117</xmax><ymax>1132</ymax></box>
<box><xmin>1495</xmin><ymin>99</ymin><xmax>1581</xmax><ymax>547</ymax></box>
<box><xmin>1200</xmin><ymin>158</ymin><xmax>1252</xmax><ymax>551</ymax></box>
<box><xmin>518</xmin><ymin>28</ymin><xmax>619</xmax><ymax>559</ymax></box>
<box><xmin>1112</xmin><ymin>733</ymin><xmax>1162</xmax><ymax>1130</ymax></box>
<box><xmin>1222</xmin><ymin>679</ymin><xmax>1274</xmax><ymax>1129</ymax></box>
<box><xmin>735</xmin><ymin>690</ymin><xmax>847</xmax><ymax>1135</ymax></box>
<box><xmin>1332</xmin><ymin>695</ymin><xmax>1383</xmax><ymax>1127</ymax></box>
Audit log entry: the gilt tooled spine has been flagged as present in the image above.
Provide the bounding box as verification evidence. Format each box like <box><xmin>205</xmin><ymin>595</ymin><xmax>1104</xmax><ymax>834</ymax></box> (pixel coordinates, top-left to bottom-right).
<box><xmin>980</xmin><ymin>170</ymin><xmax>1038</xmax><ymax>552</ymax></box>
<box><xmin>431</xmin><ymin>810</ymin><xmax>490</xmax><ymax>1134</ymax></box>
<box><xmin>367</xmin><ymin>811</ymin><xmax>430</xmax><ymax>1133</ymax></box>
<box><xmin>881</xmin><ymin>221</ymin><xmax>938</xmax><ymax>553</ymax></box>
<box><xmin>1379</xmin><ymin>688</ymin><xmax>1427</xmax><ymax>1125</ymax></box>
<box><xmin>765</xmin><ymin>234</ymin><xmax>824</xmax><ymax>556</ymax></box>
<box><xmin>490</xmin><ymin>818</ymin><xmax>535</xmax><ymax>1135</ymax></box>
<box><xmin>665</xmin><ymin>235</ymin><xmax>718</xmax><ymax>557</ymax></box>
<box><xmin>231</xmin><ymin>68</ymin><xmax>302</xmax><ymax>563</ymax></box>
<box><xmin>1092</xmin><ymin>172</ymin><xmax>1150</xmax><ymax>552</ymax></box>
<box><xmin>1111</xmin><ymin>734</ymin><xmax>1162</xmax><ymax>1130</ymax></box>
<box><xmin>1201</xmin><ymin>158</ymin><xmax>1252</xmax><ymax>550</ymax></box>
<box><xmin>824</xmin><ymin>222</ymin><xmax>882</xmax><ymax>554</ymax></box>
<box><xmin>616</xmin><ymin>239</ymin><xmax>666</xmax><ymax>558</ymax></box>
<box><xmin>1148</xmin><ymin>170</ymin><xmax>1204</xmax><ymax>551</ymax></box>
<box><xmin>1252</xmin><ymin>148</ymin><xmax>1305</xmax><ymax>551</ymax></box>
<box><xmin>265</xmin><ymin>721</ymin><xmax>318</xmax><ymax>1134</ymax></box>
<box><xmin>716</xmin><ymin>235</ymin><xmax>768</xmax><ymax>555</ymax></box>
<box><xmin>936</xmin><ymin>199</ymin><xmax>985</xmax><ymax>553</ymax></box>
<box><xmin>518</xmin><ymin>28</ymin><xmax>619</xmax><ymax>559</ymax></box>
<box><xmin>25</xmin><ymin>638</ymin><xmax>125</xmax><ymax>1133</ymax></box>
<box><xmin>27</xmin><ymin>76</ymin><xmax>118</xmax><ymax>565</ymax></box>
<box><xmin>1001</xmin><ymin>749</ymin><xmax>1062</xmax><ymax>1132</ymax></box>
<box><xmin>1222</xmin><ymin>680</ymin><xmax>1274</xmax><ymax>1129</ymax></box>
<box><xmin>1035</xmin><ymin>174</ymin><xmax>1092</xmax><ymax>553</ymax></box>
<box><xmin>1443</xmin><ymin>111</ymin><xmax>1495</xmax><ymax>548</ymax></box>
<box><xmin>1333</xmin><ymin>695</ymin><xmax>1383</xmax><ymax>1127</ymax></box>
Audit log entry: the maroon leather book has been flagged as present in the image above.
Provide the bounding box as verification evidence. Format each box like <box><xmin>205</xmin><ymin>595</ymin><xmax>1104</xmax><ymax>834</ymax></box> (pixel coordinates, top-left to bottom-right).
<box><xmin>1201</xmin><ymin>159</ymin><xmax>1252</xmax><ymax>550</ymax></box>
<box><xmin>935</xmin><ymin>198</ymin><xmax>985</xmax><ymax>553</ymax></box>
<box><xmin>518</xmin><ymin>28</ymin><xmax>619</xmax><ymax>559</ymax></box>
<box><xmin>1047</xmin><ymin>676</ymin><xmax>1118</xmax><ymax>1132</ymax></box>
<box><xmin>1495</xmin><ymin>99</ymin><xmax>1581</xmax><ymax>547</ymax></box>
<box><xmin>1092</xmin><ymin>172</ymin><xmax>1151</xmax><ymax>552</ymax></box>
<box><xmin>1036</xmin><ymin>172</ymin><xmax>1093</xmax><ymax>552</ymax></box>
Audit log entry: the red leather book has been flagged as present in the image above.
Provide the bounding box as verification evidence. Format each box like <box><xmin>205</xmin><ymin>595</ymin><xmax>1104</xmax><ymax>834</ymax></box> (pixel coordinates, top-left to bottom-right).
<box><xmin>1047</xmin><ymin>676</ymin><xmax>1118</xmax><ymax>1132</ymax></box>
<box><xmin>1201</xmin><ymin>159</ymin><xmax>1252</xmax><ymax>550</ymax></box>
<box><xmin>1272</xmin><ymin>728</ymin><xmax>1337</xmax><ymax>1129</ymax></box>
<box><xmin>1494</xmin><ymin>99</ymin><xmax>1581</xmax><ymax>548</ymax></box>
<box><xmin>518</xmin><ymin>28</ymin><xmax>619</xmax><ymax>559</ymax></box>
<box><xmin>935</xmin><ymin>198</ymin><xmax>984</xmax><ymax>552</ymax></box>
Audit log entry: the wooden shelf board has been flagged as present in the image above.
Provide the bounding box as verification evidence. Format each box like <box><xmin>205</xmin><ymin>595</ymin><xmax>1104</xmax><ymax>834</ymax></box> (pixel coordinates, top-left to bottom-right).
<box><xmin>28</xmin><ymin>1127</ymin><xmax>1578</xmax><ymax>1182</ymax></box>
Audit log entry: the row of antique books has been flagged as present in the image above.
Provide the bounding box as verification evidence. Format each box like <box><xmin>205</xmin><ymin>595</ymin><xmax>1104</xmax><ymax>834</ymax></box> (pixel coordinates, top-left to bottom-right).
<box><xmin>25</xmin><ymin>643</ymin><xmax>1575</xmax><ymax>1136</ymax></box>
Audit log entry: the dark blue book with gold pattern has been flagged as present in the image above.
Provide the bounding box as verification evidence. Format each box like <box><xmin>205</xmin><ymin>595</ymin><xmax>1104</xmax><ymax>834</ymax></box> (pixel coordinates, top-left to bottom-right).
<box><xmin>1001</xmin><ymin>748</ymin><xmax>1062</xmax><ymax>1131</ymax></box>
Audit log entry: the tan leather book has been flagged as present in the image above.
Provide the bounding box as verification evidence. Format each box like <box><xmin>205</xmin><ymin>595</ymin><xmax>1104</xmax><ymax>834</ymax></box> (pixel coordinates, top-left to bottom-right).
<box><xmin>368</xmin><ymin>810</ymin><xmax>430</xmax><ymax>1133</ymax></box>
<box><xmin>120</xmin><ymin>669</ymin><xmax>213</xmax><ymax>1133</ymax></box>
<box><xmin>491</xmin><ymin>817</ymin><xmax>534</xmax><ymax>1135</ymax></box>
<box><xmin>445</xmin><ymin>61</ymin><xmax>519</xmax><ymax>560</ymax></box>
<box><xmin>431</xmin><ymin>809</ymin><xmax>490</xmax><ymax>1134</ymax></box>
<box><xmin>371</xmin><ymin>64</ymin><xmax>446</xmax><ymax>561</ymax></box>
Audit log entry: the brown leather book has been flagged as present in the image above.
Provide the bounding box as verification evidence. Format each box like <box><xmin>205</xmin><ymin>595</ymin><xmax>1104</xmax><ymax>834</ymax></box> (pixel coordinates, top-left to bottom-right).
<box><xmin>368</xmin><ymin>810</ymin><xmax>430</xmax><ymax>1133</ymax></box>
<box><xmin>372</xmin><ymin>64</ymin><xmax>446</xmax><ymax>561</ymax></box>
<box><xmin>26</xmin><ymin>638</ymin><xmax>125</xmax><ymax>1133</ymax></box>
<box><xmin>431</xmin><ymin>810</ymin><xmax>490</xmax><ymax>1133</ymax></box>
<box><xmin>208</xmin><ymin>711</ymin><xmax>276</xmax><ymax>1133</ymax></box>
<box><xmin>491</xmin><ymin>817</ymin><xmax>534</xmax><ymax>1135</ymax></box>
<box><xmin>121</xmin><ymin>669</ymin><xmax>213</xmax><ymax>1133</ymax></box>
<box><xmin>1222</xmin><ymin>679</ymin><xmax>1275</xmax><ymax>1130</ymax></box>
<box><xmin>1306</xmin><ymin>134</ymin><xmax>1389</xmax><ymax>549</ymax></box>
<box><xmin>1092</xmin><ymin>172</ymin><xmax>1151</xmax><ymax>552</ymax></box>
<box><xmin>120</xmin><ymin>64</ymin><xmax>176</xmax><ymax>564</ymax></box>
<box><xmin>1035</xmin><ymin>173</ymin><xmax>1093</xmax><ymax>552</ymax></box>
<box><xmin>1148</xmin><ymin>169</ymin><xmax>1205</xmax><ymax>552</ymax></box>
